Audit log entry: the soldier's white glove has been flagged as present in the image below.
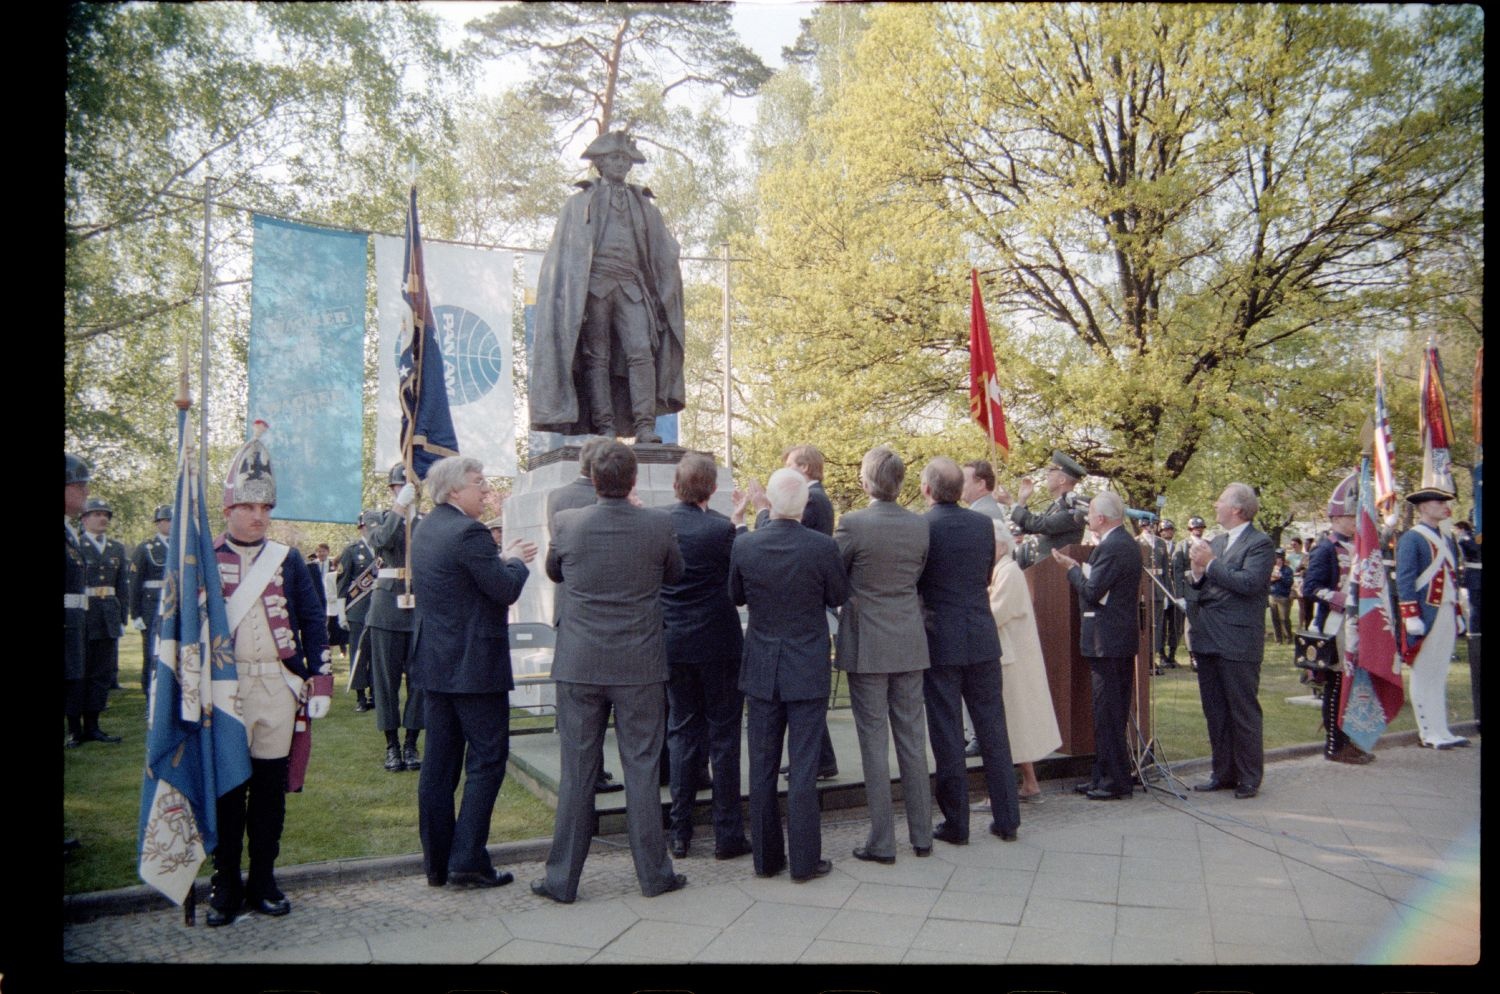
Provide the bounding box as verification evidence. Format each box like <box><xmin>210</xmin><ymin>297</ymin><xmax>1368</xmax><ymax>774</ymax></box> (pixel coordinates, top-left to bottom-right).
<box><xmin>120</xmin><ymin>623</ymin><xmax>130</xmax><ymax>639</ymax></box>
<box><xmin>1315</xmin><ymin>588</ymin><xmax>1333</xmax><ymax>601</ymax></box>
<box><xmin>307</xmin><ymin>695</ymin><xmax>330</xmax><ymax>719</ymax></box>
<box><xmin>132</xmin><ymin>617</ymin><xmax>147</xmax><ymax>632</ymax></box>
<box><xmin>1174</xmin><ymin>597</ymin><xmax>1187</xmax><ymax>612</ymax></box>
<box><xmin>1403</xmin><ymin>616</ymin><xmax>1426</xmax><ymax>638</ymax></box>
<box><xmin>395</xmin><ymin>482</ymin><xmax>417</xmax><ymax>509</ymax></box>
<box><xmin>1455</xmin><ymin>612</ymin><xmax>1467</xmax><ymax>637</ymax></box>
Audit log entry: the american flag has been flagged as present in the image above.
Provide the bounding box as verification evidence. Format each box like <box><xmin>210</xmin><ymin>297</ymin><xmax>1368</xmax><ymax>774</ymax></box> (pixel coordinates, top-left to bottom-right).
<box><xmin>1372</xmin><ymin>357</ymin><xmax>1397</xmax><ymax>518</ymax></box>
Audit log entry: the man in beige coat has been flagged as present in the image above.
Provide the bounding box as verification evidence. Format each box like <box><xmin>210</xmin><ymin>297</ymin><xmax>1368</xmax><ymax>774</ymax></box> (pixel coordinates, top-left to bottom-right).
<box><xmin>833</xmin><ymin>446</ymin><xmax>934</xmax><ymax>862</ymax></box>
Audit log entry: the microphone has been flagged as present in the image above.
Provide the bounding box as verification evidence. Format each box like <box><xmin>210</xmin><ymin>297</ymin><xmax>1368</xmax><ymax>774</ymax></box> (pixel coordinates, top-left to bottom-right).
<box><xmin>1124</xmin><ymin>507</ymin><xmax>1158</xmax><ymax>523</ymax></box>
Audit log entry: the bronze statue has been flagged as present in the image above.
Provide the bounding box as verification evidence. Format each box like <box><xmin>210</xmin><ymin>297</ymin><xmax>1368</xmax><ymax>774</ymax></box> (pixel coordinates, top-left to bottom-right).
<box><xmin>528</xmin><ymin>131</ymin><xmax>685</xmax><ymax>445</ymax></box>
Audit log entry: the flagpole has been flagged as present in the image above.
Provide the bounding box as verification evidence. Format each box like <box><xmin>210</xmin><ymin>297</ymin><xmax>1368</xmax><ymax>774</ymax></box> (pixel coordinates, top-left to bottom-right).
<box><xmin>199</xmin><ymin>175</ymin><xmax>214</xmax><ymax>484</ymax></box>
<box><xmin>722</xmin><ymin>242</ymin><xmax>733</xmax><ymax>473</ymax></box>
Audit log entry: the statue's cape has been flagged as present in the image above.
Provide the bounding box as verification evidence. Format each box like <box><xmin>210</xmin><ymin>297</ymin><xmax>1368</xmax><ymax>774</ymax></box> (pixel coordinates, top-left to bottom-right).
<box><xmin>528</xmin><ymin>181</ymin><xmax>686</xmax><ymax>435</ymax></box>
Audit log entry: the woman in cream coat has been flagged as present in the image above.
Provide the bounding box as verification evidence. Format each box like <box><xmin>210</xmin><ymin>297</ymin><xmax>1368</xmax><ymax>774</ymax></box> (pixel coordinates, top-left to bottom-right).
<box><xmin>990</xmin><ymin>522</ymin><xmax>1062</xmax><ymax>800</ymax></box>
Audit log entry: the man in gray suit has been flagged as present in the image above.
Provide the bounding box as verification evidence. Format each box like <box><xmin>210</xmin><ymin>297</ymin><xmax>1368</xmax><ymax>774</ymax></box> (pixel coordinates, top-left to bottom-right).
<box><xmin>834</xmin><ymin>446</ymin><xmax>934</xmax><ymax>863</ymax></box>
<box><xmin>1186</xmin><ymin>483</ymin><xmax>1276</xmax><ymax>799</ymax></box>
<box><xmin>532</xmin><ymin>441</ymin><xmax>686</xmax><ymax>903</ymax></box>
<box><xmin>544</xmin><ymin>436</ymin><xmax>623</xmax><ymax>795</ymax></box>
<box><xmin>962</xmin><ymin>459</ymin><xmax>1011</xmax><ymax>522</ymax></box>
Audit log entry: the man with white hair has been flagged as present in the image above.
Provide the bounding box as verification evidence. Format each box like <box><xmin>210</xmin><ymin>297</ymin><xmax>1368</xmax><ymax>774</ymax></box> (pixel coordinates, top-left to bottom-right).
<box><xmin>1053</xmin><ymin>492</ymin><xmax>1141</xmax><ymax>800</ymax></box>
<box><xmin>731</xmin><ymin>467</ymin><xmax>847</xmax><ymax>882</ymax></box>
<box><xmin>1185</xmin><ymin>483</ymin><xmax>1276</xmax><ymax>798</ymax></box>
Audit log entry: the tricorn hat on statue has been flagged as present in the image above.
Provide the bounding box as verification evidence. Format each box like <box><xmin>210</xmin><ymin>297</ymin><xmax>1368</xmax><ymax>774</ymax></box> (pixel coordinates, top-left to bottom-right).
<box><xmin>1326</xmin><ymin>472</ymin><xmax>1358</xmax><ymax>518</ymax></box>
<box><xmin>1048</xmin><ymin>450</ymin><xmax>1086</xmax><ymax>480</ymax></box>
<box><xmin>581</xmin><ymin>130</ymin><xmax>646</xmax><ymax>164</ymax></box>
<box><xmin>223</xmin><ymin>420</ymin><xmax>277</xmax><ymax>509</ymax></box>
<box><xmin>153</xmin><ymin>504</ymin><xmax>172</xmax><ymax>522</ymax></box>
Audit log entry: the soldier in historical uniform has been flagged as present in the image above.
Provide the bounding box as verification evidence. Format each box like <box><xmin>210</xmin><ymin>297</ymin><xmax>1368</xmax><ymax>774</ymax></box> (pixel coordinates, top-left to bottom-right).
<box><xmin>1304</xmin><ymin>473</ymin><xmax>1373</xmax><ymax>764</ymax></box>
<box><xmin>368</xmin><ymin>462</ymin><xmax>424</xmax><ymax>772</ymax></box>
<box><xmin>208</xmin><ymin>424</ymin><xmax>331</xmax><ymax>926</ymax></box>
<box><xmin>64</xmin><ymin>454</ymin><xmax>92</xmax><ymax>751</ymax></box>
<box><xmin>529</xmin><ymin>130</ymin><xmax>686</xmax><ymax>443</ymax></box>
<box><xmin>74</xmin><ymin>497</ymin><xmax>127</xmax><ymax>743</ymax></box>
<box><xmin>1397</xmin><ymin>486</ymin><xmax>1469</xmax><ymax>750</ymax></box>
<box><xmin>1010</xmin><ymin>450</ymin><xmax>1088</xmax><ymax>566</ymax></box>
<box><xmin>336</xmin><ymin>510</ymin><xmax>380</xmax><ymax>712</ymax></box>
<box><xmin>129</xmin><ymin>504</ymin><xmax>172</xmax><ymax>696</ymax></box>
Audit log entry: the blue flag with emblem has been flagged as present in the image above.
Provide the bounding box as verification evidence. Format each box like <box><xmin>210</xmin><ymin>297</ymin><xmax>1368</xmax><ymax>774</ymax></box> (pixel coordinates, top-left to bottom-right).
<box><xmin>137</xmin><ymin>406</ymin><xmax>253</xmax><ymax>906</ymax></box>
<box><xmin>398</xmin><ymin>185</ymin><xmax>460</xmax><ymax>479</ymax></box>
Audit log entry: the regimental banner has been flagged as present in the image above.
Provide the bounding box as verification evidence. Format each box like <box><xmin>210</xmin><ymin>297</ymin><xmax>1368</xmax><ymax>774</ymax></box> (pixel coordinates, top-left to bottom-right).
<box><xmin>248</xmin><ymin>216</ymin><xmax>368</xmax><ymax>523</ymax></box>
<box><xmin>375</xmin><ymin>237</ymin><xmax>517</xmax><ymax>475</ymax></box>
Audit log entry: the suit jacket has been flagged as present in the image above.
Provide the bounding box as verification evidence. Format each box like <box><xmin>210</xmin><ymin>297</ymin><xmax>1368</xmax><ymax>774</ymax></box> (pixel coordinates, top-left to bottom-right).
<box><xmin>1185</xmin><ymin>524</ymin><xmax>1276</xmax><ymax>662</ymax></box>
<box><xmin>834</xmin><ymin>501</ymin><xmax>930</xmax><ymax>673</ymax></box>
<box><xmin>968</xmin><ymin>493</ymin><xmax>1008</xmax><ymax>522</ymax></box>
<box><xmin>730</xmin><ymin>518</ymin><xmax>847</xmax><ymax>701</ymax></box>
<box><xmin>755</xmin><ymin>479</ymin><xmax>834</xmax><ymax>535</ymax></box>
<box><xmin>410</xmin><ymin>503</ymin><xmax>531</xmax><ymax>695</ymax></box>
<box><xmin>660</xmin><ymin>502</ymin><xmax>744</xmax><ymax>668</ymax></box>
<box><xmin>546</xmin><ymin>475</ymin><xmax>597</xmax><ymax>626</ymax></box>
<box><xmin>1067</xmin><ymin>525</ymin><xmax>1141</xmax><ymax>658</ymax></box>
<box><xmin>80</xmin><ymin>534</ymin><xmax>127</xmax><ymax>638</ymax></box>
<box><xmin>918</xmin><ymin>502</ymin><xmax>1003</xmax><ymax>667</ymax></box>
<box><xmin>547</xmin><ymin>497</ymin><xmax>684</xmax><ymax>685</ymax></box>
<box><xmin>306</xmin><ymin>559</ymin><xmax>330</xmax><ymax>613</ymax></box>
<box><xmin>368</xmin><ymin>509</ymin><xmax>420</xmax><ymax>632</ymax></box>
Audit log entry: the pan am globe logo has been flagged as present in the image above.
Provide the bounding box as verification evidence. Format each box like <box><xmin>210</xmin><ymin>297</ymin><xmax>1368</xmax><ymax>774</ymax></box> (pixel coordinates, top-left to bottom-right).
<box><xmin>398</xmin><ymin>305</ymin><xmax>503</xmax><ymax>406</ymax></box>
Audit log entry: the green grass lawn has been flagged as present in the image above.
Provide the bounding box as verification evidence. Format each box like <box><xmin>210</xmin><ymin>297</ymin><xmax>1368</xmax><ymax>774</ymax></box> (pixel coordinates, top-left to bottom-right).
<box><xmin>65</xmin><ymin>629</ymin><xmax>1475</xmax><ymax>896</ymax></box>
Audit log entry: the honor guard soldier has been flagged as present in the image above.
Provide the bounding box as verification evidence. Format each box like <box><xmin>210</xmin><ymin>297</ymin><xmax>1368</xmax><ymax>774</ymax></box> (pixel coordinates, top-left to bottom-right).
<box><xmin>1010</xmin><ymin>450</ymin><xmax>1088</xmax><ymax>566</ymax></box>
<box><xmin>75</xmin><ymin>497</ymin><xmax>127</xmax><ymax>742</ymax></box>
<box><xmin>208</xmin><ymin>423</ymin><xmax>331</xmax><ymax>926</ymax></box>
<box><xmin>369</xmin><ymin>462</ymin><xmax>425</xmax><ymax>772</ymax></box>
<box><xmin>129</xmin><ymin>505</ymin><xmax>172</xmax><ymax>695</ymax></box>
<box><xmin>337</xmin><ymin>511</ymin><xmax>380</xmax><ymax>712</ymax></box>
<box><xmin>1397</xmin><ymin>486</ymin><xmax>1469</xmax><ymax>750</ymax></box>
<box><xmin>1304</xmin><ymin>474</ymin><xmax>1372</xmax><ymax>763</ymax></box>
<box><xmin>1176</xmin><ymin>516</ymin><xmax>1208</xmax><ymax>671</ymax></box>
<box><xmin>64</xmin><ymin>454</ymin><xmax>92</xmax><ymax>749</ymax></box>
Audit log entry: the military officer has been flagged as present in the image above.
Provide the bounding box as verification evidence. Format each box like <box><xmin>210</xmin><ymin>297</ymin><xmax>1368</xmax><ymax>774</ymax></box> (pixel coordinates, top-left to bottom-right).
<box><xmin>337</xmin><ymin>511</ymin><xmax>380</xmax><ymax>712</ymax></box>
<box><xmin>64</xmin><ymin>454</ymin><xmax>91</xmax><ymax>750</ymax></box>
<box><xmin>130</xmin><ymin>504</ymin><xmax>172</xmax><ymax>695</ymax></box>
<box><xmin>368</xmin><ymin>462</ymin><xmax>425</xmax><ymax>772</ymax></box>
<box><xmin>75</xmin><ymin>497</ymin><xmax>127</xmax><ymax>743</ymax></box>
<box><xmin>1010</xmin><ymin>450</ymin><xmax>1088</xmax><ymax>566</ymax></box>
<box><xmin>1175</xmin><ymin>515</ymin><xmax>1208</xmax><ymax>671</ymax></box>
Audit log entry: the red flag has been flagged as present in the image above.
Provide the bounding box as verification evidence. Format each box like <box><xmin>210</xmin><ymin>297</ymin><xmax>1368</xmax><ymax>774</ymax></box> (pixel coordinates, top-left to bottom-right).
<box><xmin>1336</xmin><ymin>456</ymin><xmax>1403</xmax><ymax>752</ymax></box>
<box><xmin>969</xmin><ymin>269</ymin><xmax>1009</xmax><ymax>455</ymax></box>
<box><xmin>1418</xmin><ymin>340</ymin><xmax>1456</xmax><ymax>494</ymax></box>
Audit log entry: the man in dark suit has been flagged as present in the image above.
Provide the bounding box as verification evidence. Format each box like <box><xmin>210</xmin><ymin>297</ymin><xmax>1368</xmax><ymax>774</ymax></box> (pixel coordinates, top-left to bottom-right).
<box><xmin>410</xmin><ymin>456</ymin><xmax>536</xmax><ymax>889</ymax></box>
<box><xmin>731</xmin><ymin>467</ymin><xmax>848</xmax><ymax>882</ymax></box>
<box><xmin>369</xmin><ymin>462</ymin><xmax>425</xmax><ymax>773</ymax></box>
<box><xmin>660</xmin><ymin>453</ymin><xmax>751</xmax><ymax>860</ymax></box>
<box><xmin>532</xmin><ymin>441</ymin><xmax>686</xmax><ymax>904</ymax></box>
<box><xmin>1186</xmin><ymin>483</ymin><xmax>1276</xmax><ymax>798</ymax></box>
<box><xmin>544</xmin><ymin>436</ymin><xmax>623</xmax><ymax>795</ymax></box>
<box><xmin>749</xmin><ymin>443</ymin><xmax>839</xmax><ymax>780</ymax></box>
<box><xmin>919</xmin><ymin>457</ymin><xmax>1020</xmax><ymax>843</ymax></box>
<box><xmin>1053</xmin><ymin>493</ymin><xmax>1142</xmax><ymax>800</ymax></box>
<box><xmin>832</xmin><ymin>446</ymin><xmax>932</xmax><ymax>863</ymax></box>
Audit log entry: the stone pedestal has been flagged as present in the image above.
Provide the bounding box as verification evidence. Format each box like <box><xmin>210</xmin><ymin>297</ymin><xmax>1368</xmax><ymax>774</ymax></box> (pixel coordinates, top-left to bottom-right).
<box><xmin>502</xmin><ymin>443</ymin><xmax>735</xmax><ymax>711</ymax></box>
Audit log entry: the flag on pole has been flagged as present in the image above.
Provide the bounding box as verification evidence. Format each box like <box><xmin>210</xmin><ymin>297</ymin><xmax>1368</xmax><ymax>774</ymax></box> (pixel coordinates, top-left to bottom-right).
<box><xmin>1417</xmin><ymin>339</ymin><xmax>1457</xmax><ymax>497</ymax></box>
<box><xmin>968</xmin><ymin>269</ymin><xmax>1009</xmax><ymax>455</ymax></box>
<box><xmin>138</xmin><ymin>406</ymin><xmax>252</xmax><ymax>906</ymax></box>
<box><xmin>1473</xmin><ymin>345</ymin><xmax>1483</xmax><ymax>542</ymax></box>
<box><xmin>398</xmin><ymin>185</ymin><xmax>459</xmax><ymax>479</ymax></box>
<box><xmin>1372</xmin><ymin>357</ymin><xmax>1398</xmax><ymax>520</ymax></box>
<box><xmin>1337</xmin><ymin>455</ymin><xmax>1405</xmax><ymax>753</ymax></box>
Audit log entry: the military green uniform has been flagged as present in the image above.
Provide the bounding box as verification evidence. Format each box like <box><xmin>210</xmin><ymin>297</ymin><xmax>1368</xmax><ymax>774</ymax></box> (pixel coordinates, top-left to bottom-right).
<box><xmin>336</xmin><ymin>535</ymin><xmax>378</xmax><ymax>702</ymax></box>
<box><xmin>78</xmin><ymin>532</ymin><xmax>127</xmax><ymax>717</ymax></box>
<box><xmin>368</xmin><ymin>509</ymin><xmax>424</xmax><ymax>768</ymax></box>
<box><xmin>130</xmin><ymin>532</ymin><xmax>170</xmax><ymax>693</ymax></box>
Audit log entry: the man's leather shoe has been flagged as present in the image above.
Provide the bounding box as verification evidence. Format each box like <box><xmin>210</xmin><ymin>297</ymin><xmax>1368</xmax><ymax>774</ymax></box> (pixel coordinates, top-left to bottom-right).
<box><xmin>792</xmin><ymin>860</ymin><xmax>832</xmax><ymax>882</ymax></box>
<box><xmin>651</xmin><ymin>873</ymin><xmax>688</xmax><ymax>896</ymax></box>
<box><xmin>1329</xmin><ymin>743</ymin><xmax>1374</xmax><ymax>765</ymax></box>
<box><xmin>1233</xmin><ymin>784</ymin><xmax>1259</xmax><ymax>799</ymax></box>
<box><xmin>427</xmin><ymin>873</ymin><xmax>446</xmax><ymax>887</ymax></box>
<box><xmin>85</xmin><ymin>728</ymin><xmax>122</xmax><ymax>744</ymax></box>
<box><xmin>989</xmin><ymin>824</ymin><xmax>1018</xmax><ymax>842</ymax></box>
<box><xmin>403</xmin><ymin>744</ymin><xmax>421</xmax><ymax>770</ymax></box>
<box><xmin>817</xmin><ymin>768</ymin><xmax>839</xmax><ymax>781</ymax></box>
<box><xmin>1192</xmin><ymin>779</ymin><xmax>1236</xmax><ymax>792</ymax></box>
<box><xmin>354</xmin><ymin>699</ymin><xmax>373</xmax><ymax>713</ymax></box>
<box><xmin>1085</xmin><ymin>788</ymin><xmax>1127</xmax><ymax>800</ymax></box>
<box><xmin>714</xmin><ymin>839</ymin><xmax>752</xmax><ymax>861</ymax></box>
<box><xmin>1073</xmin><ymin>781</ymin><xmax>1096</xmax><ymax>795</ymax></box>
<box><xmin>753</xmin><ymin>863</ymin><xmax>785</xmax><ymax>878</ymax></box>
<box><xmin>1450</xmin><ymin>737</ymin><xmax>1472</xmax><ymax>748</ymax></box>
<box><xmin>451</xmin><ymin>867</ymin><xmax>514</xmax><ymax>888</ymax></box>
<box><xmin>384</xmin><ymin>745</ymin><xmax>405</xmax><ymax>772</ymax></box>
<box><xmin>530</xmin><ymin>878</ymin><xmax>574</xmax><ymax>904</ymax></box>
<box><xmin>205</xmin><ymin>905</ymin><xmax>238</xmax><ymax>927</ymax></box>
<box><xmin>964</xmin><ymin>738</ymin><xmax>981</xmax><ymax>758</ymax></box>
<box><xmin>246</xmin><ymin>894</ymin><xmax>292</xmax><ymax>916</ymax></box>
<box><xmin>912</xmin><ymin>845</ymin><xmax>932</xmax><ymax>857</ymax></box>
<box><xmin>933</xmin><ymin>822</ymin><xmax>968</xmax><ymax>846</ymax></box>
<box><xmin>594</xmin><ymin>771</ymin><xmax>624</xmax><ymax>793</ymax></box>
<box><xmin>852</xmin><ymin>846</ymin><xmax>895</xmax><ymax>865</ymax></box>
<box><xmin>64</xmin><ymin>733</ymin><xmax>81</xmax><ymax>749</ymax></box>
<box><xmin>670</xmin><ymin>838</ymin><xmax>689</xmax><ymax>858</ymax></box>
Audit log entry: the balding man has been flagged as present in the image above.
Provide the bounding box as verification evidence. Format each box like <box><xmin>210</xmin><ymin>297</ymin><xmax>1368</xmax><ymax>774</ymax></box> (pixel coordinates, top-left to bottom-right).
<box><xmin>1053</xmin><ymin>493</ymin><xmax>1141</xmax><ymax>800</ymax></box>
<box><xmin>1185</xmin><ymin>483</ymin><xmax>1276</xmax><ymax>799</ymax></box>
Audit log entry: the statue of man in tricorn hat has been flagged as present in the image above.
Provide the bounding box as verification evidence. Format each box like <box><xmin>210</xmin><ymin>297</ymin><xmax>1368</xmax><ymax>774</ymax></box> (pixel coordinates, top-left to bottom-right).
<box><xmin>528</xmin><ymin>130</ymin><xmax>686</xmax><ymax>445</ymax></box>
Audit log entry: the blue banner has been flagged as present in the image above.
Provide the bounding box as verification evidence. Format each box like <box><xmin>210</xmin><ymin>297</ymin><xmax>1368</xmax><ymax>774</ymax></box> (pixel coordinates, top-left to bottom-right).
<box><xmin>248</xmin><ymin>215</ymin><xmax>367</xmax><ymax>522</ymax></box>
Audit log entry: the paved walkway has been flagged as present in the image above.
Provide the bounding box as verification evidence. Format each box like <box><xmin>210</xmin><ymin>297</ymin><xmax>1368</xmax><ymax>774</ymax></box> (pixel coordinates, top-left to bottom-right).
<box><xmin>61</xmin><ymin>729</ymin><xmax>1479</xmax><ymax>980</ymax></box>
